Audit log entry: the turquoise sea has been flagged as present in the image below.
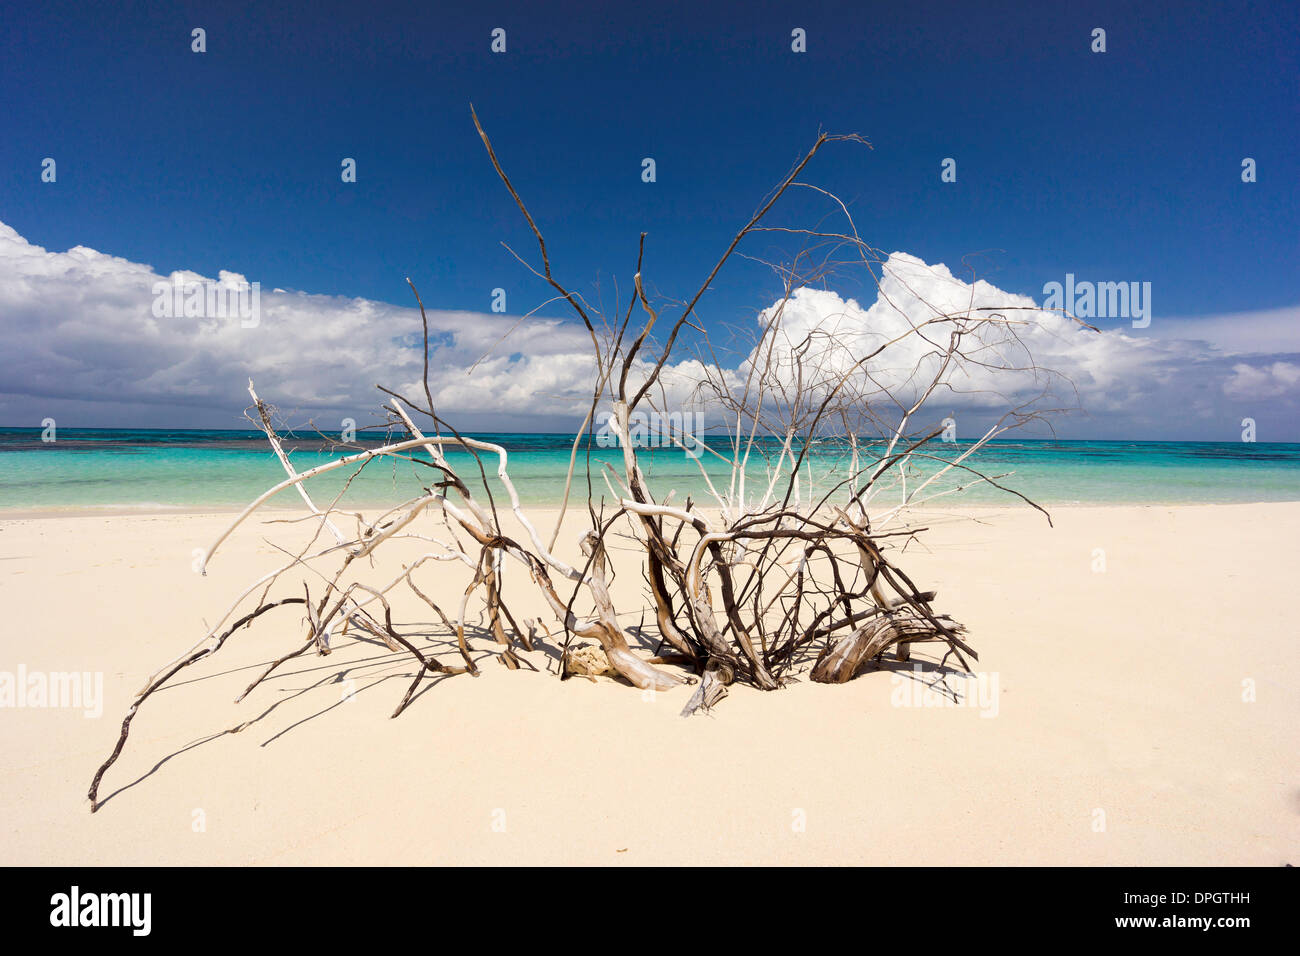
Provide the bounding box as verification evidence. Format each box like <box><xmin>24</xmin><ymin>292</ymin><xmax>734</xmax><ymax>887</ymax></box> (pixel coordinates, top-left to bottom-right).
<box><xmin>1</xmin><ymin>428</ymin><xmax>1298</xmax><ymax>512</ymax></box>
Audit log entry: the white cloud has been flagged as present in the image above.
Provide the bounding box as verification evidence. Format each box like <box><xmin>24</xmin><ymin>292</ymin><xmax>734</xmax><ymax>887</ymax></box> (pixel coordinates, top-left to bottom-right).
<box><xmin>1146</xmin><ymin>305</ymin><xmax>1300</xmax><ymax>355</ymax></box>
<box><xmin>1223</xmin><ymin>361</ymin><xmax>1300</xmax><ymax>400</ymax></box>
<box><xmin>735</xmin><ymin>254</ymin><xmax>1300</xmax><ymax>436</ymax></box>
<box><xmin>0</xmin><ymin>221</ymin><xmax>604</xmax><ymax>428</ymax></box>
<box><xmin>1</xmin><ymin>221</ymin><xmax>1297</xmax><ymax>439</ymax></box>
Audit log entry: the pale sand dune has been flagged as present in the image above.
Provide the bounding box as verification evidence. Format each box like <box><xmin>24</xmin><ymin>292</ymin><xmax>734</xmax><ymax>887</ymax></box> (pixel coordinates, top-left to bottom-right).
<box><xmin>0</xmin><ymin>502</ymin><xmax>1296</xmax><ymax>865</ymax></box>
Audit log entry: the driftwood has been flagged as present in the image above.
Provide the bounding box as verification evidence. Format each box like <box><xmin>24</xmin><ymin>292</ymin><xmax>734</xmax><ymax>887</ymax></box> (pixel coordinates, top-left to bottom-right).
<box><xmin>680</xmin><ymin>666</ymin><xmax>730</xmax><ymax>717</ymax></box>
<box><xmin>87</xmin><ymin>112</ymin><xmax>1082</xmax><ymax>811</ymax></box>
<box><xmin>809</xmin><ymin>611</ymin><xmax>968</xmax><ymax>684</ymax></box>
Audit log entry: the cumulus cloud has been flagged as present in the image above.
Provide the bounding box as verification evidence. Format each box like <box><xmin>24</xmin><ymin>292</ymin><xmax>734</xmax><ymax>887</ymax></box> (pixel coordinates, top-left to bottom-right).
<box><xmin>736</xmin><ymin>254</ymin><xmax>1300</xmax><ymax>438</ymax></box>
<box><xmin>745</xmin><ymin>255</ymin><xmax>1096</xmax><ymax>411</ymax></box>
<box><xmin>0</xmin><ymin>221</ymin><xmax>1296</xmax><ymax>440</ymax></box>
<box><xmin>0</xmin><ymin>221</ymin><xmax>604</xmax><ymax>430</ymax></box>
<box><xmin>1223</xmin><ymin>361</ymin><xmax>1300</xmax><ymax>400</ymax></box>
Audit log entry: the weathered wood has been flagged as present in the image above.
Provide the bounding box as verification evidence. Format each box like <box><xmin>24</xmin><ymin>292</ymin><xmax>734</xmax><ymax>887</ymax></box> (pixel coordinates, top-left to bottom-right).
<box><xmin>680</xmin><ymin>667</ymin><xmax>729</xmax><ymax>717</ymax></box>
<box><xmin>810</xmin><ymin>613</ymin><xmax>967</xmax><ymax>684</ymax></box>
<box><xmin>84</xmin><ymin>115</ymin><xmax>1068</xmax><ymax>812</ymax></box>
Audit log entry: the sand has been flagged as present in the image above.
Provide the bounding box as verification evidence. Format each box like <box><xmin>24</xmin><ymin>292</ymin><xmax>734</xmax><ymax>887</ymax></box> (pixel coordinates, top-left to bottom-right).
<box><xmin>0</xmin><ymin>501</ymin><xmax>1296</xmax><ymax>865</ymax></box>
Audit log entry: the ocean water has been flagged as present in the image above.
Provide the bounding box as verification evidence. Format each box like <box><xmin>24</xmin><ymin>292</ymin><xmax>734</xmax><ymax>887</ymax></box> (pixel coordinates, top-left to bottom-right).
<box><xmin>1</xmin><ymin>428</ymin><xmax>1298</xmax><ymax>512</ymax></box>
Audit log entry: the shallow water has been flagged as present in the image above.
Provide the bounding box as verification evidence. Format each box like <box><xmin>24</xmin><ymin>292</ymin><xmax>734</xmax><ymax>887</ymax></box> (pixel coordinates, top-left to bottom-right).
<box><xmin>2</xmin><ymin>428</ymin><xmax>1298</xmax><ymax>511</ymax></box>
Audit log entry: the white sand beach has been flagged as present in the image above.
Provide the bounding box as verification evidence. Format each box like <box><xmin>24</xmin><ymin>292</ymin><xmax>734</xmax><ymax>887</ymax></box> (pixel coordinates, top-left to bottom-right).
<box><xmin>1</xmin><ymin>502</ymin><xmax>1296</xmax><ymax>865</ymax></box>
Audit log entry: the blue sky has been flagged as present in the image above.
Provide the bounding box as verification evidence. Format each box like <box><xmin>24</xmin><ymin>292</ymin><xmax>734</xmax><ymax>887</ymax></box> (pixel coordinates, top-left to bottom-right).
<box><xmin>1</xmin><ymin>0</ymin><xmax>1297</xmax><ymax>437</ymax></box>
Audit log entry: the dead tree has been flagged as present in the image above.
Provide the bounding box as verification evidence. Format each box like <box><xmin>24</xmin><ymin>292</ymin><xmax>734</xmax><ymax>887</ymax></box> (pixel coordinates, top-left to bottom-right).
<box><xmin>88</xmin><ymin>112</ymin><xmax>1088</xmax><ymax>810</ymax></box>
